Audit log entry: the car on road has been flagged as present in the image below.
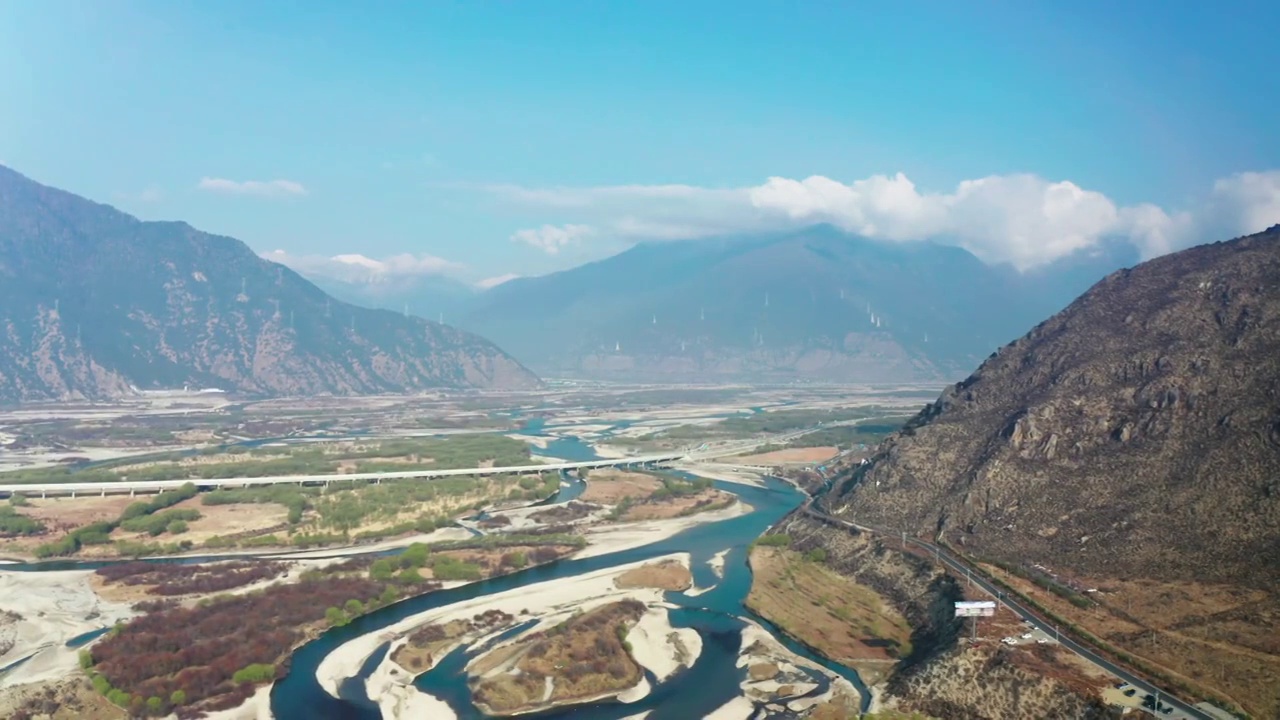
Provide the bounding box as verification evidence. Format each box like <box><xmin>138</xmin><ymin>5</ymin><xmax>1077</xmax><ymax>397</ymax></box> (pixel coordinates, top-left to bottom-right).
<box><xmin>1020</xmin><ymin>633</ymin><xmax>1033</xmax><ymax>639</ymax></box>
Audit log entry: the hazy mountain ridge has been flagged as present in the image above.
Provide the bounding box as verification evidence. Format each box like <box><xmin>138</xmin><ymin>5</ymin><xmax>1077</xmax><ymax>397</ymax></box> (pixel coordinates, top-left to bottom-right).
<box><xmin>0</xmin><ymin>166</ymin><xmax>539</xmax><ymax>403</ymax></box>
<box><xmin>459</xmin><ymin>225</ymin><xmax>1132</xmax><ymax>383</ymax></box>
<box><xmin>825</xmin><ymin>225</ymin><xmax>1280</xmax><ymax>586</ymax></box>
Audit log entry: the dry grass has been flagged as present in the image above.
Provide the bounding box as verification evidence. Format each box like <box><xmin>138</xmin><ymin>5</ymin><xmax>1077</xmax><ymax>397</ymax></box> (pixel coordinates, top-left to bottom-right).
<box><xmin>807</xmin><ymin>689</ymin><xmax>865</xmax><ymax>720</ymax></box>
<box><xmin>618</xmin><ymin>488</ymin><xmax>733</xmax><ymax>521</ymax></box>
<box><xmin>891</xmin><ymin>641</ymin><xmax>1112</xmax><ymax>720</ymax></box>
<box><xmin>391</xmin><ymin>618</ymin><xmax>472</xmax><ymax>672</ymax></box>
<box><xmin>0</xmin><ymin>676</ymin><xmax>126</xmax><ymax>720</ymax></box>
<box><xmin>748</xmin><ymin>662</ymin><xmax>779</xmax><ymax>681</ymax></box>
<box><xmin>19</xmin><ymin>495</ymin><xmax>139</xmax><ymax>528</ymax></box>
<box><xmin>470</xmin><ymin>600</ymin><xmax>646</xmax><ymax>714</ymax></box>
<box><xmin>735</xmin><ymin>446</ymin><xmax>839</xmax><ymax>464</ymax></box>
<box><xmin>579</xmin><ymin>470</ymin><xmax>663</xmax><ymax>504</ymax></box>
<box><xmin>981</xmin><ymin>564</ymin><xmax>1280</xmax><ymax>718</ymax></box>
<box><xmin>746</xmin><ymin>547</ymin><xmax>913</xmax><ymax>668</ymax></box>
<box><xmin>0</xmin><ymin>495</ymin><xmax>138</xmax><ymax>556</ymax></box>
<box><xmin>107</xmin><ymin>496</ymin><xmax>290</xmax><ymax>547</ymax></box>
<box><xmin>614</xmin><ymin>559</ymin><xmax>692</xmax><ymax>591</ymax></box>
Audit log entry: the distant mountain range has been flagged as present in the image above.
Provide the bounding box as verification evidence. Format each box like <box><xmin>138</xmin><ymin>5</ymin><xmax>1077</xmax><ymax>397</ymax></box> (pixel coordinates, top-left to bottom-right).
<box><xmin>0</xmin><ymin>165</ymin><xmax>539</xmax><ymax>404</ymax></box>
<box><xmin>305</xmin><ymin>272</ymin><xmax>479</xmax><ymax>326</ymax></box>
<box><xmin>453</xmin><ymin>225</ymin><xmax>1137</xmax><ymax>383</ymax></box>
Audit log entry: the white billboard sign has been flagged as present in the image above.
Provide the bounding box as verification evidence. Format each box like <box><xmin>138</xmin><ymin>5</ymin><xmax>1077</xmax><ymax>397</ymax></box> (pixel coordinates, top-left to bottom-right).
<box><xmin>954</xmin><ymin>601</ymin><xmax>996</xmax><ymax>617</ymax></box>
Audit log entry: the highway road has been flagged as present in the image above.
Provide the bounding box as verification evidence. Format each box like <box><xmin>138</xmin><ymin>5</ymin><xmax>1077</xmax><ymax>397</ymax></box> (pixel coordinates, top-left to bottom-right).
<box><xmin>0</xmin><ymin>429</ymin><xmax>809</xmax><ymax>498</ymax></box>
<box><xmin>801</xmin><ymin>505</ymin><xmax>1212</xmax><ymax>720</ymax></box>
<box><xmin>0</xmin><ymin>454</ymin><xmax>685</xmax><ymax>497</ymax></box>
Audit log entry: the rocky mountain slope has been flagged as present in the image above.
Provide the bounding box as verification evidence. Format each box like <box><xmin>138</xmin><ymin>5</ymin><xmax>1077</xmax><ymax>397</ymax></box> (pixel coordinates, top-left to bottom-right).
<box><xmin>0</xmin><ymin>165</ymin><xmax>539</xmax><ymax>403</ymax></box>
<box><xmin>460</xmin><ymin>225</ymin><xmax>1132</xmax><ymax>383</ymax></box>
<box><xmin>775</xmin><ymin>514</ymin><xmax>1113</xmax><ymax>719</ymax></box>
<box><xmin>826</xmin><ymin>225</ymin><xmax>1280</xmax><ymax>587</ymax></box>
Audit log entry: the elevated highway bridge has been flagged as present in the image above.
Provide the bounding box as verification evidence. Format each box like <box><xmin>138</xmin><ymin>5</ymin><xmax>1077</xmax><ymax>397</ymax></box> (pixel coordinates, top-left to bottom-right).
<box><xmin>0</xmin><ymin>431</ymin><xmax>810</xmax><ymax>498</ymax></box>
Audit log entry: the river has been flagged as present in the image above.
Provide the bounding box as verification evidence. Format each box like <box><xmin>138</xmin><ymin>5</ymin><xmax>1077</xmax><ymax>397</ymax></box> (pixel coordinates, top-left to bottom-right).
<box><xmin>268</xmin><ymin>477</ymin><xmax>871</xmax><ymax>718</ymax></box>
<box><xmin>3</xmin><ymin>421</ymin><xmax>873</xmax><ymax>717</ymax></box>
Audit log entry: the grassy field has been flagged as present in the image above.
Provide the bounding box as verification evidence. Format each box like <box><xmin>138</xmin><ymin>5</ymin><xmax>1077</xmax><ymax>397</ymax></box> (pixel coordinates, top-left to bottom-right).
<box><xmin>979</xmin><ymin>562</ymin><xmax>1278</xmax><ymax>719</ymax></box>
<box><xmin>0</xmin><ymin>433</ymin><xmax>530</xmax><ymax>486</ymax></box>
<box><xmin>0</xmin><ymin>473</ymin><xmax>562</xmax><ymax>559</ymax></box>
<box><xmin>1</xmin><ymin>433</ymin><xmax>562</xmax><ymax>559</ymax></box>
<box><xmin>610</xmin><ymin>407</ymin><xmax>915</xmax><ymax>454</ymax></box>
<box><xmin>746</xmin><ymin>544</ymin><xmax>913</xmax><ymax>683</ymax></box>
<box><xmin>779</xmin><ymin>419</ymin><xmax>912</xmax><ymax>450</ymax></box>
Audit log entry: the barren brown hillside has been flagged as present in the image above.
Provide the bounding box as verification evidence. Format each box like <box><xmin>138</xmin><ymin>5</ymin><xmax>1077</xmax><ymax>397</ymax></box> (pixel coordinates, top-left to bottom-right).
<box><xmin>829</xmin><ymin>226</ymin><xmax>1280</xmax><ymax>588</ymax></box>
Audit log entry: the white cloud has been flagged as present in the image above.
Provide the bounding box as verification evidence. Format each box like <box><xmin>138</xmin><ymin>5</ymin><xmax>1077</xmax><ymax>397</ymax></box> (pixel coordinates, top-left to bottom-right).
<box><xmin>482</xmin><ymin>171</ymin><xmax>1280</xmax><ymax>270</ymax></box>
<box><xmin>198</xmin><ymin>177</ymin><xmax>307</xmax><ymax>198</ymax></box>
<box><xmin>263</xmin><ymin>250</ymin><xmax>463</xmax><ymax>285</ymax></box>
<box><xmin>476</xmin><ymin>273</ymin><xmax>521</xmax><ymax>290</ymax></box>
<box><xmin>510</xmin><ymin>224</ymin><xmax>594</xmax><ymax>255</ymax></box>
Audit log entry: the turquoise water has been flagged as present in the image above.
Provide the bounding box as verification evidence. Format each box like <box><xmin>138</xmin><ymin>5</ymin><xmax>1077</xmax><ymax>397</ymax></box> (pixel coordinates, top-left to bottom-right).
<box><xmin>3</xmin><ymin>422</ymin><xmax>872</xmax><ymax>716</ymax></box>
<box><xmin>267</xmin><ymin>478</ymin><xmax>870</xmax><ymax>718</ymax></box>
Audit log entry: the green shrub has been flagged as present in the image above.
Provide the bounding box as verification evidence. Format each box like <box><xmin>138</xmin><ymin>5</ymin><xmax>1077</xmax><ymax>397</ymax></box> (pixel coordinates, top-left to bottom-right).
<box><xmin>753</xmin><ymin>533</ymin><xmax>791</xmax><ymax>548</ymax></box>
<box><xmin>369</xmin><ymin>558</ymin><xmax>396</xmax><ymax>581</ymax></box>
<box><xmin>399</xmin><ymin>542</ymin><xmax>430</xmax><ymax>568</ymax></box>
<box><xmin>231</xmin><ymin>663</ymin><xmax>275</xmax><ymax>684</ymax></box>
<box><xmin>0</xmin><ymin>506</ymin><xmax>44</xmax><ymax>536</ymax></box>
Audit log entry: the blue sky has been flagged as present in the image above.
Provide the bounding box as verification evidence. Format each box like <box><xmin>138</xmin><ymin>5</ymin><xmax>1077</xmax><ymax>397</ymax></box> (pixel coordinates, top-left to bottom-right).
<box><xmin>2</xmin><ymin>0</ymin><xmax>1278</xmax><ymax>285</ymax></box>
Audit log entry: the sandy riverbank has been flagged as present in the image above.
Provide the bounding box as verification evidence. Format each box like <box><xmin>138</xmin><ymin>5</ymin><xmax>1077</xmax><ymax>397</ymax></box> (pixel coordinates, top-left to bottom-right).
<box><xmin>709</xmin><ymin>549</ymin><xmax>730</xmax><ymax>578</ymax></box>
<box><xmin>736</xmin><ymin>623</ymin><xmax>864</xmax><ymax>715</ymax></box>
<box><xmin>627</xmin><ymin>605</ymin><xmax>702</xmax><ymax>684</ymax></box>
<box><xmin>576</xmin><ymin>500</ymin><xmax>751</xmax><ymax>560</ymax></box>
<box><xmin>0</xmin><ymin>570</ymin><xmax>135</xmax><ymax>689</ymax></box>
<box><xmin>504</xmin><ymin>433</ymin><xmax>551</xmax><ymax>449</ymax></box>
<box><xmin>202</xmin><ymin>685</ymin><xmax>273</xmax><ymax>720</ymax></box>
<box><xmin>671</xmin><ymin>463</ymin><xmax>767</xmax><ymax>488</ymax></box>
<box><xmin>316</xmin><ymin>554</ymin><xmax>695</xmax><ymax>716</ymax></box>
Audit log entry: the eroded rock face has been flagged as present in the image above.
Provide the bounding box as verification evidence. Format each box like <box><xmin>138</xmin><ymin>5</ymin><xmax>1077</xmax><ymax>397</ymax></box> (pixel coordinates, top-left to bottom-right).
<box><xmin>0</xmin><ymin>165</ymin><xmax>540</xmax><ymax>402</ymax></box>
<box><xmin>827</xmin><ymin>227</ymin><xmax>1280</xmax><ymax>587</ymax></box>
